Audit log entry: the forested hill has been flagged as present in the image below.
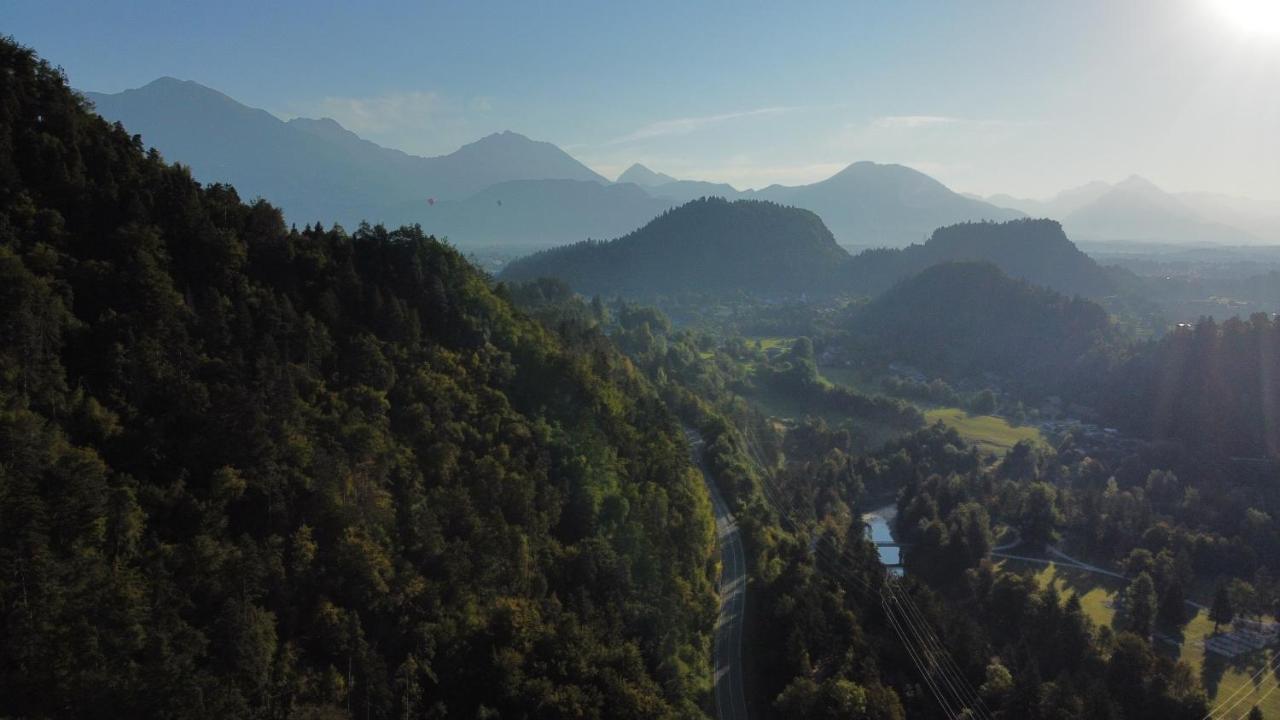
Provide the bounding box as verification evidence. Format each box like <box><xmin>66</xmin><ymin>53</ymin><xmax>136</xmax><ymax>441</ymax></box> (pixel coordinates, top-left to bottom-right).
<box><xmin>499</xmin><ymin>197</ymin><xmax>851</xmax><ymax>297</ymax></box>
<box><xmin>846</xmin><ymin>262</ymin><xmax>1119</xmax><ymax>390</ymax></box>
<box><xmin>846</xmin><ymin>218</ymin><xmax>1117</xmax><ymax>298</ymax></box>
<box><xmin>0</xmin><ymin>38</ymin><xmax>716</xmax><ymax>719</ymax></box>
<box><xmin>1097</xmin><ymin>315</ymin><xmax>1280</xmax><ymax>459</ymax></box>
<box><xmin>503</xmin><ymin>212</ymin><xmax>1116</xmax><ymax>302</ymax></box>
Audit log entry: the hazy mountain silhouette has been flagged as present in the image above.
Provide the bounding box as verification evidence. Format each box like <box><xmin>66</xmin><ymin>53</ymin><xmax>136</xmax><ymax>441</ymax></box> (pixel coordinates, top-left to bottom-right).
<box><xmin>617</xmin><ymin>163</ymin><xmax>678</xmax><ymax>186</ymax></box>
<box><xmin>1064</xmin><ymin>176</ymin><xmax>1258</xmax><ymax>245</ymax></box>
<box><xmin>1175</xmin><ymin>191</ymin><xmax>1280</xmax><ymax>244</ymax></box>
<box><xmin>987</xmin><ymin>181</ymin><xmax>1113</xmax><ymax>219</ymax></box>
<box><xmin>390</xmin><ymin>179</ymin><xmax>675</xmax><ymax>246</ymax></box>
<box><xmin>646</xmin><ymin>180</ymin><xmax>743</xmax><ymax>204</ymax></box>
<box><xmin>615</xmin><ymin>163</ymin><xmax>743</xmax><ymax>203</ymax></box>
<box><xmin>86</xmin><ymin>79</ymin><xmax>1044</xmax><ymax>251</ymax></box>
<box><xmin>84</xmin><ymin>78</ymin><xmax>606</xmax><ymax>225</ymax></box>
<box><xmin>500</xmin><ymin>198</ymin><xmax>849</xmax><ymax>297</ymax></box>
<box><xmin>750</xmin><ymin>161</ymin><xmax>1023</xmax><ymax>247</ymax></box>
<box><xmin>986</xmin><ymin>176</ymin><xmax>1263</xmax><ymax>245</ymax></box>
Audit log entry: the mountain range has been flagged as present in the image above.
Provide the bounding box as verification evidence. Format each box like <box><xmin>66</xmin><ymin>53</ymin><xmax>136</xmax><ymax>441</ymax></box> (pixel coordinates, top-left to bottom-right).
<box><xmin>750</xmin><ymin>161</ymin><xmax>1023</xmax><ymax>247</ymax></box>
<box><xmin>85</xmin><ymin>77</ymin><xmax>1022</xmax><ymax>248</ymax></box>
<box><xmin>84</xmin><ymin>78</ymin><xmax>606</xmax><ymax>227</ymax></box>
<box><xmin>987</xmin><ymin>176</ymin><xmax>1274</xmax><ymax>245</ymax></box>
<box><xmin>88</xmin><ymin>77</ymin><xmax>1271</xmax><ymax>252</ymax></box>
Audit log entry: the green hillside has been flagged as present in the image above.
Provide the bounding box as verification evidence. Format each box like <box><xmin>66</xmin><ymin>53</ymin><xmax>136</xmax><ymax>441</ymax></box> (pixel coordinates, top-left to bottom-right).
<box><xmin>0</xmin><ymin>38</ymin><xmax>715</xmax><ymax>719</ymax></box>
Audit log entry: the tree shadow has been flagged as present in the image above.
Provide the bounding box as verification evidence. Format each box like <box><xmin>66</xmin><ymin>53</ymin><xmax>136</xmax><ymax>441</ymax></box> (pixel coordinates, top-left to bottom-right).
<box><xmin>1199</xmin><ymin>643</ymin><xmax>1274</xmax><ymax>705</ymax></box>
<box><xmin>1158</xmin><ymin>624</ymin><xmax>1187</xmax><ymax>646</ymax></box>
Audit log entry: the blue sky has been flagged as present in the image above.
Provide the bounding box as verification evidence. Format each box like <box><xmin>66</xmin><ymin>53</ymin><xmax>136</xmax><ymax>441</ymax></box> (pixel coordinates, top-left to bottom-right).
<box><xmin>5</xmin><ymin>0</ymin><xmax>1279</xmax><ymax>200</ymax></box>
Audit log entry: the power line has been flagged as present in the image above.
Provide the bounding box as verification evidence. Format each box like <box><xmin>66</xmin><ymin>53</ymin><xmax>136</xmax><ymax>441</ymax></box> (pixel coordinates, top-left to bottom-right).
<box><xmin>1206</xmin><ymin>649</ymin><xmax>1280</xmax><ymax>720</ymax></box>
<box><xmin>884</xmin><ymin>577</ymin><xmax>992</xmax><ymax>717</ymax></box>
<box><xmin>885</xmin><ymin>594</ymin><xmax>962</xmax><ymax>718</ymax></box>
<box><xmin>737</xmin><ymin>420</ymin><xmax>991</xmax><ymax>719</ymax></box>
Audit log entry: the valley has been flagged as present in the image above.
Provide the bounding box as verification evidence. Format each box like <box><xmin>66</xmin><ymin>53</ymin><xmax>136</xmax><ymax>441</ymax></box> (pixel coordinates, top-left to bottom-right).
<box><xmin>2</xmin><ymin>7</ymin><xmax>1279</xmax><ymax>718</ymax></box>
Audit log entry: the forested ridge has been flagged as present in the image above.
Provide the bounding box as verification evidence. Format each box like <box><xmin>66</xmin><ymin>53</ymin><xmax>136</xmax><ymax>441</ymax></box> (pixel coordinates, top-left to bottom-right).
<box><xmin>844</xmin><ymin>262</ymin><xmax>1120</xmax><ymax>392</ymax></box>
<box><xmin>503</xmin><ymin>209</ymin><xmax>1117</xmax><ymax>304</ymax></box>
<box><xmin>845</xmin><ymin>219</ymin><xmax>1117</xmax><ymax>298</ymax></box>
<box><xmin>0</xmin><ymin>38</ymin><xmax>716</xmax><ymax>719</ymax></box>
<box><xmin>500</xmin><ymin>197</ymin><xmax>850</xmax><ymax>298</ymax></box>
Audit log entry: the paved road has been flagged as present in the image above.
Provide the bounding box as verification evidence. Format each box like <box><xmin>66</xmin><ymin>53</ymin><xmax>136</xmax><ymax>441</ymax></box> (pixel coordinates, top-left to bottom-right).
<box><xmin>688</xmin><ymin>430</ymin><xmax>748</xmax><ymax>720</ymax></box>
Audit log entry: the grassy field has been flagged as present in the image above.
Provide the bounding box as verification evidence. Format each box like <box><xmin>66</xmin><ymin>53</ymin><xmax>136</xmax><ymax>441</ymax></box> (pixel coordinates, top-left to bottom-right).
<box><xmin>747</xmin><ymin>382</ymin><xmax>905</xmax><ymax>451</ymax></box>
<box><xmin>1176</xmin><ymin>610</ymin><xmax>1280</xmax><ymax>718</ymax></box>
<box><xmin>817</xmin><ymin>365</ymin><xmax>881</xmax><ymax>395</ymax></box>
<box><xmin>924</xmin><ymin>407</ymin><xmax>1045</xmax><ymax>456</ymax></box>
<box><xmin>745</xmin><ymin>336</ymin><xmax>794</xmax><ymax>351</ymax></box>
<box><xmin>1000</xmin><ymin>559</ymin><xmax>1280</xmax><ymax>718</ymax></box>
<box><xmin>816</xmin><ymin>369</ymin><xmax>1045</xmax><ymax>457</ymax></box>
<box><xmin>998</xmin><ymin>559</ymin><xmax>1123</xmax><ymax>628</ymax></box>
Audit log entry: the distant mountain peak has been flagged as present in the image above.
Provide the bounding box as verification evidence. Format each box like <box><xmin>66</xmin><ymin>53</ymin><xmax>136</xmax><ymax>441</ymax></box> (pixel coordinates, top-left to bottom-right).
<box><xmin>293</xmin><ymin>116</ymin><xmax>345</xmax><ymax>131</ymax></box>
<box><xmin>748</xmin><ymin>160</ymin><xmax>1021</xmax><ymax>246</ymax></box>
<box><xmin>286</xmin><ymin>116</ymin><xmax>349</xmax><ymax>132</ymax></box>
<box><xmin>285</xmin><ymin>116</ymin><xmax>368</xmax><ymax>144</ymax></box>
<box><xmin>466</xmin><ymin>130</ymin><xmax>536</xmax><ymax>147</ymax></box>
<box><xmin>443</xmin><ymin>130</ymin><xmax>609</xmax><ymax>185</ymax></box>
<box><xmin>825</xmin><ymin>161</ymin><xmax>948</xmax><ymax>190</ymax></box>
<box><xmin>1116</xmin><ymin>174</ymin><xmax>1163</xmax><ymax>192</ymax></box>
<box><xmin>143</xmin><ymin>76</ymin><xmax>188</xmax><ymax>88</ymax></box>
<box><xmin>617</xmin><ymin>163</ymin><xmax>678</xmax><ymax>187</ymax></box>
<box><xmin>126</xmin><ymin>76</ymin><xmax>239</xmax><ymax>104</ymax></box>
<box><xmin>1061</xmin><ymin>174</ymin><xmax>1259</xmax><ymax>244</ymax></box>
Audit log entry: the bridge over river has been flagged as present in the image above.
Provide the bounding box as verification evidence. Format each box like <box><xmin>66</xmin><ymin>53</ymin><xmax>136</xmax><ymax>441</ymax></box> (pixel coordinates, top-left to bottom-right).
<box><xmin>863</xmin><ymin>505</ymin><xmax>905</xmax><ymax>573</ymax></box>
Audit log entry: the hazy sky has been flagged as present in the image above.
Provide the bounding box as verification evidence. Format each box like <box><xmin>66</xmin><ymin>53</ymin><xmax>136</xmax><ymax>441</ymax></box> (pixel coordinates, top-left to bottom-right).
<box><xmin>4</xmin><ymin>0</ymin><xmax>1279</xmax><ymax>201</ymax></box>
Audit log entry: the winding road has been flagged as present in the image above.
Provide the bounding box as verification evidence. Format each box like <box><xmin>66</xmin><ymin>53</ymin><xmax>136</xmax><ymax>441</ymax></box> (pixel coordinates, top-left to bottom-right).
<box><xmin>688</xmin><ymin>430</ymin><xmax>749</xmax><ymax>720</ymax></box>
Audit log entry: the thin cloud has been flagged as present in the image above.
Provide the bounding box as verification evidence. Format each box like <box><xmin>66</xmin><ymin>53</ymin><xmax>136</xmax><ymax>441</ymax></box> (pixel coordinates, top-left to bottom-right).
<box><xmin>281</xmin><ymin>90</ymin><xmax>502</xmax><ymax>156</ymax></box>
<box><xmin>680</xmin><ymin>159</ymin><xmax>848</xmax><ymax>190</ymax></box>
<box><xmin>589</xmin><ymin>106</ymin><xmax>802</xmax><ymax>148</ymax></box>
<box><xmin>871</xmin><ymin>115</ymin><xmax>960</xmax><ymax>129</ymax></box>
<box><xmin>300</xmin><ymin>91</ymin><xmax>449</xmax><ymax>135</ymax></box>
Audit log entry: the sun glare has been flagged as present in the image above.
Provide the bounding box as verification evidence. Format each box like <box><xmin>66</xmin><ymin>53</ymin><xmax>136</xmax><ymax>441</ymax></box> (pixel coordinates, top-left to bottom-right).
<box><xmin>1213</xmin><ymin>0</ymin><xmax>1280</xmax><ymax>36</ymax></box>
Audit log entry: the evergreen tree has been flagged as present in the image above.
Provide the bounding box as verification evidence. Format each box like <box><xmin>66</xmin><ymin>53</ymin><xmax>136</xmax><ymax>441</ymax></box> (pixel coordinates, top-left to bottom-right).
<box><xmin>1211</xmin><ymin>582</ymin><xmax>1236</xmax><ymax>632</ymax></box>
<box><xmin>1125</xmin><ymin>572</ymin><xmax>1157</xmax><ymax>637</ymax></box>
<box><xmin>1157</xmin><ymin>579</ymin><xmax>1189</xmax><ymax>631</ymax></box>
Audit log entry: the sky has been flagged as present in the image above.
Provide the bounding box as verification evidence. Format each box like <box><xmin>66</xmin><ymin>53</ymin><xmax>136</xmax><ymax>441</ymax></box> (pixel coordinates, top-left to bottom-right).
<box><xmin>4</xmin><ymin>0</ymin><xmax>1279</xmax><ymax>201</ymax></box>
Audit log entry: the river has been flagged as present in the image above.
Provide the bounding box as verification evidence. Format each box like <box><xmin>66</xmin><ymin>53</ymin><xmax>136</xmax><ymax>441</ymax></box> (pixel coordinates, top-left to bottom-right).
<box><xmin>863</xmin><ymin>504</ymin><xmax>903</xmax><ymax>572</ymax></box>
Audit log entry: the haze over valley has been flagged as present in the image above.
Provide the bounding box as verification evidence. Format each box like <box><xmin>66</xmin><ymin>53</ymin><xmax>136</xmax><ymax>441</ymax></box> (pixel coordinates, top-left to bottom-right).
<box><xmin>3</xmin><ymin>2</ymin><xmax>1280</xmax><ymax>719</ymax></box>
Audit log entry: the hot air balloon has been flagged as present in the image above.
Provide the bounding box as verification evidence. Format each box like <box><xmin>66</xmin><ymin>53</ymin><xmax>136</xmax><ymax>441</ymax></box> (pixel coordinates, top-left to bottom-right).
<box><xmin>426</xmin><ymin>197</ymin><xmax>435</xmax><ymax>206</ymax></box>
